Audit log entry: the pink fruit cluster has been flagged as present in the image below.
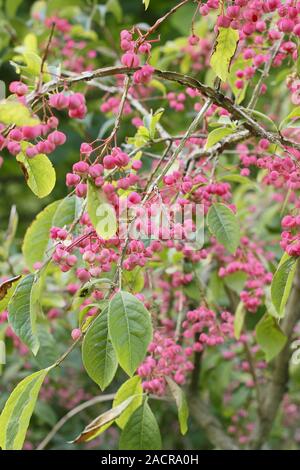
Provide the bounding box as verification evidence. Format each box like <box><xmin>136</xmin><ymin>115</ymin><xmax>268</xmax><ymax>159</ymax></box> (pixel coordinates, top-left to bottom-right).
<box><xmin>182</xmin><ymin>306</ymin><xmax>234</xmax><ymax>353</ymax></box>
<box><xmin>138</xmin><ymin>329</ymin><xmax>194</xmax><ymax>396</ymax></box>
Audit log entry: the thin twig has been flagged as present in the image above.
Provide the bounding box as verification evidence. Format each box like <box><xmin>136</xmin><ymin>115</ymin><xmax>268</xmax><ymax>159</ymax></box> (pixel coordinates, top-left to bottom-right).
<box><xmin>36</xmin><ymin>394</ymin><xmax>116</xmax><ymax>450</ymax></box>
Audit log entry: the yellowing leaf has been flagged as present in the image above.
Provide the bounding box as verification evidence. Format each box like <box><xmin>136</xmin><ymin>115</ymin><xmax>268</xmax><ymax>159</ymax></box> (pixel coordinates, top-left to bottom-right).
<box><xmin>0</xmin><ymin>100</ymin><xmax>39</xmax><ymax>127</ymax></box>
<box><xmin>113</xmin><ymin>376</ymin><xmax>143</xmax><ymax>429</ymax></box>
<box><xmin>16</xmin><ymin>143</ymin><xmax>56</xmax><ymax>198</ymax></box>
<box><xmin>0</xmin><ymin>369</ymin><xmax>49</xmax><ymax>450</ymax></box>
<box><xmin>143</xmin><ymin>0</ymin><xmax>150</xmax><ymax>10</ymax></box>
<box><xmin>166</xmin><ymin>377</ymin><xmax>189</xmax><ymax>435</ymax></box>
<box><xmin>234</xmin><ymin>301</ymin><xmax>246</xmax><ymax>340</ymax></box>
<box><xmin>72</xmin><ymin>397</ymin><xmax>135</xmax><ymax>443</ymax></box>
<box><xmin>87</xmin><ymin>181</ymin><xmax>117</xmax><ymax>240</ymax></box>
<box><xmin>22</xmin><ymin>200</ymin><xmax>60</xmax><ymax>270</ymax></box>
<box><xmin>210</xmin><ymin>27</ymin><xmax>239</xmax><ymax>82</ymax></box>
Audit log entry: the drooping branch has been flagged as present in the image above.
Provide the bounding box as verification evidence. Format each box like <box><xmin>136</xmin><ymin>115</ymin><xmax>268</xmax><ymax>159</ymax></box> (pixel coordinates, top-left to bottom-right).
<box><xmin>32</xmin><ymin>65</ymin><xmax>300</xmax><ymax>155</ymax></box>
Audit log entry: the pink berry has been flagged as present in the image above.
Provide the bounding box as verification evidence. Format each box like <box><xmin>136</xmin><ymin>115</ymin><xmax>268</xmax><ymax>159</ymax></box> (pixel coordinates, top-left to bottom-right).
<box><xmin>71</xmin><ymin>328</ymin><xmax>82</xmax><ymax>340</ymax></box>
<box><xmin>132</xmin><ymin>160</ymin><xmax>142</xmax><ymax>171</ymax></box>
<box><xmin>8</xmin><ymin>129</ymin><xmax>23</xmax><ymax>141</ymax></box>
<box><xmin>22</xmin><ymin>125</ymin><xmax>41</xmax><ymax>140</ymax></box>
<box><xmin>66</xmin><ymin>173</ymin><xmax>80</xmax><ymax>186</ymax></box>
<box><xmin>76</xmin><ymin>268</ymin><xmax>91</xmax><ymax>282</ymax></box>
<box><xmin>121</xmin><ymin>52</ymin><xmax>140</xmax><ymax>68</ymax></box>
<box><xmin>75</xmin><ymin>183</ymin><xmax>87</xmax><ymax>197</ymax></box>
<box><xmin>73</xmin><ymin>161</ymin><xmax>90</xmax><ymax>174</ymax></box>
<box><xmin>7</xmin><ymin>141</ymin><xmax>21</xmax><ymax>155</ymax></box>
<box><xmin>9</xmin><ymin>81</ymin><xmax>28</xmax><ymax>96</ymax></box>
<box><xmin>89</xmin><ymin>164</ymin><xmax>103</xmax><ymax>178</ymax></box>
<box><xmin>128</xmin><ymin>191</ymin><xmax>141</xmax><ymax>204</ymax></box>
<box><xmin>103</xmin><ymin>154</ymin><xmax>116</xmax><ymax>169</ymax></box>
<box><xmin>48</xmin><ymin>130</ymin><xmax>66</xmax><ymax>146</ymax></box>
<box><xmin>26</xmin><ymin>146</ymin><xmax>38</xmax><ymax>158</ymax></box>
<box><xmin>49</xmin><ymin>93</ymin><xmax>69</xmax><ymax>110</ymax></box>
<box><xmin>80</xmin><ymin>143</ymin><xmax>93</xmax><ymax>156</ymax></box>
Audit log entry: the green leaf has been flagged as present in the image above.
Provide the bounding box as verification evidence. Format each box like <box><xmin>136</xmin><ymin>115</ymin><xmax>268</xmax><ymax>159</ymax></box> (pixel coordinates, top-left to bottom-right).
<box><xmin>119</xmin><ymin>400</ymin><xmax>161</xmax><ymax>450</ymax></box>
<box><xmin>143</xmin><ymin>0</ymin><xmax>150</xmax><ymax>10</ymax></box>
<box><xmin>35</xmin><ymin>326</ymin><xmax>58</xmax><ymax>368</ymax></box>
<box><xmin>122</xmin><ymin>267</ymin><xmax>145</xmax><ymax>293</ymax></box>
<box><xmin>0</xmin><ymin>100</ymin><xmax>39</xmax><ymax>126</ymax></box>
<box><xmin>22</xmin><ymin>200</ymin><xmax>60</xmax><ymax>271</ymax></box>
<box><xmin>128</xmin><ymin>126</ymin><xmax>150</xmax><ymax>147</ymax></box>
<box><xmin>16</xmin><ymin>144</ymin><xmax>56</xmax><ymax>198</ymax></box>
<box><xmin>220</xmin><ymin>174</ymin><xmax>255</xmax><ymax>185</ymax></box>
<box><xmin>205</xmin><ymin>127</ymin><xmax>234</xmax><ymax>149</ymax></box>
<box><xmin>149</xmin><ymin>79</ymin><xmax>166</xmax><ymax>95</ymax></box>
<box><xmin>0</xmin><ymin>368</ymin><xmax>49</xmax><ymax>449</ymax></box>
<box><xmin>106</xmin><ymin>0</ymin><xmax>122</xmax><ymax>22</ymax></box>
<box><xmin>207</xmin><ymin>203</ymin><xmax>240</xmax><ymax>253</ymax></box>
<box><xmin>143</xmin><ymin>108</ymin><xmax>164</xmax><ymax>139</ymax></box>
<box><xmin>52</xmin><ymin>194</ymin><xmax>82</xmax><ymax>228</ymax></box>
<box><xmin>271</xmin><ymin>256</ymin><xmax>297</xmax><ymax>317</ymax></box>
<box><xmin>279</xmin><ymin>106</ymin><xmax>300</xmax><ymax>130</ymax></box>
<box><xmin>73</xmin><ymin>397</ymin><xmax>135</xmax><ymax>443</ymax></box>
<box><xmin>23</xmin><ymin>51</ymin><xmax>42</xmax><ymax>77</ymax></box>
<box><xmin>82</xmin><ymin>308</ymin><xmax>118</xmax><ymax>391</ymax></box>
<box><xmin>108</xmin><ymin>291</ymin><xmax>153</xmax><ymax>377</ymax></box>
<box><xmin>255</xmin><ymin>314</ymin><xmax>287</xmax><ymax>362</ymax></box>
<box><xmin>87</xmin><ymin>181</ymin><xmax>117</xmax><ymax>240</ymax></box>
<box><xmin>6</xmin><ymin>0</ymin><xmax>23</xmax><ymax>18</ymax></box>
<box><xmin>8</xmin><ymin>274</ymin><xmax>41</xmax><ymax>354</ymax></box>
<box><xmin>224</xmin><ymin>271</ymin><xmax>247</xmax><ymax>294</ymax></box>
<box><xmin>247</xmin><ymin>109</ymin><xmax>277</xmax><ymax>131</ymax></box>
<box><xmin>183</xmin><ymin>279</ymin><xmax>201</xmax><ymax>302</ymax></box>
<box><xmin>210</xmin><ymin>27</ymin><xmax>239</xmax><ymax>82</ymax></box>
<box><xmin>113</xmin><ymin>376</ymin><xmax>143</xmax><ymax>429</ymax></box>
<box><xmin>166</xmin><ymin>377</ymin><xmax>189</xmax><ymax>435</ymax></box>
<box><xmin>234</xmin><ymin>301</ymin><xmax>246</xmax><ymax>340</ymax></box>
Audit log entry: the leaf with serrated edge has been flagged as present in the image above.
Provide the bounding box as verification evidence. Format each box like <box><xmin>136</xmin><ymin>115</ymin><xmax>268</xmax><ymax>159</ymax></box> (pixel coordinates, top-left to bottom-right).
<box><xmin>8</xmin><ymin>274</ymin><xmax>41</xmax><ymax>354</ymax></box>
<box><xmin>82</xmin><ymin>307</ymin><xmax>118</xmax><ymax>390</ymax></box>
<box><xmin>108</xmin><ymin>291</ymin><xmax>152</xmax><ymax>376</ymax></box>
<box><xmin>119</xmin><ymin>400</ymin><xmax>162</xmax><ymax>450</ymax></box>
<box><xmin>22</xmin><ymin>201</ymin><xmax>60</xmax><ymax>271</ymax></box>
<box><xmin>207</xmin><ymin>203</ymin><xmax>240</xmax><ymax>253</ymax></box>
